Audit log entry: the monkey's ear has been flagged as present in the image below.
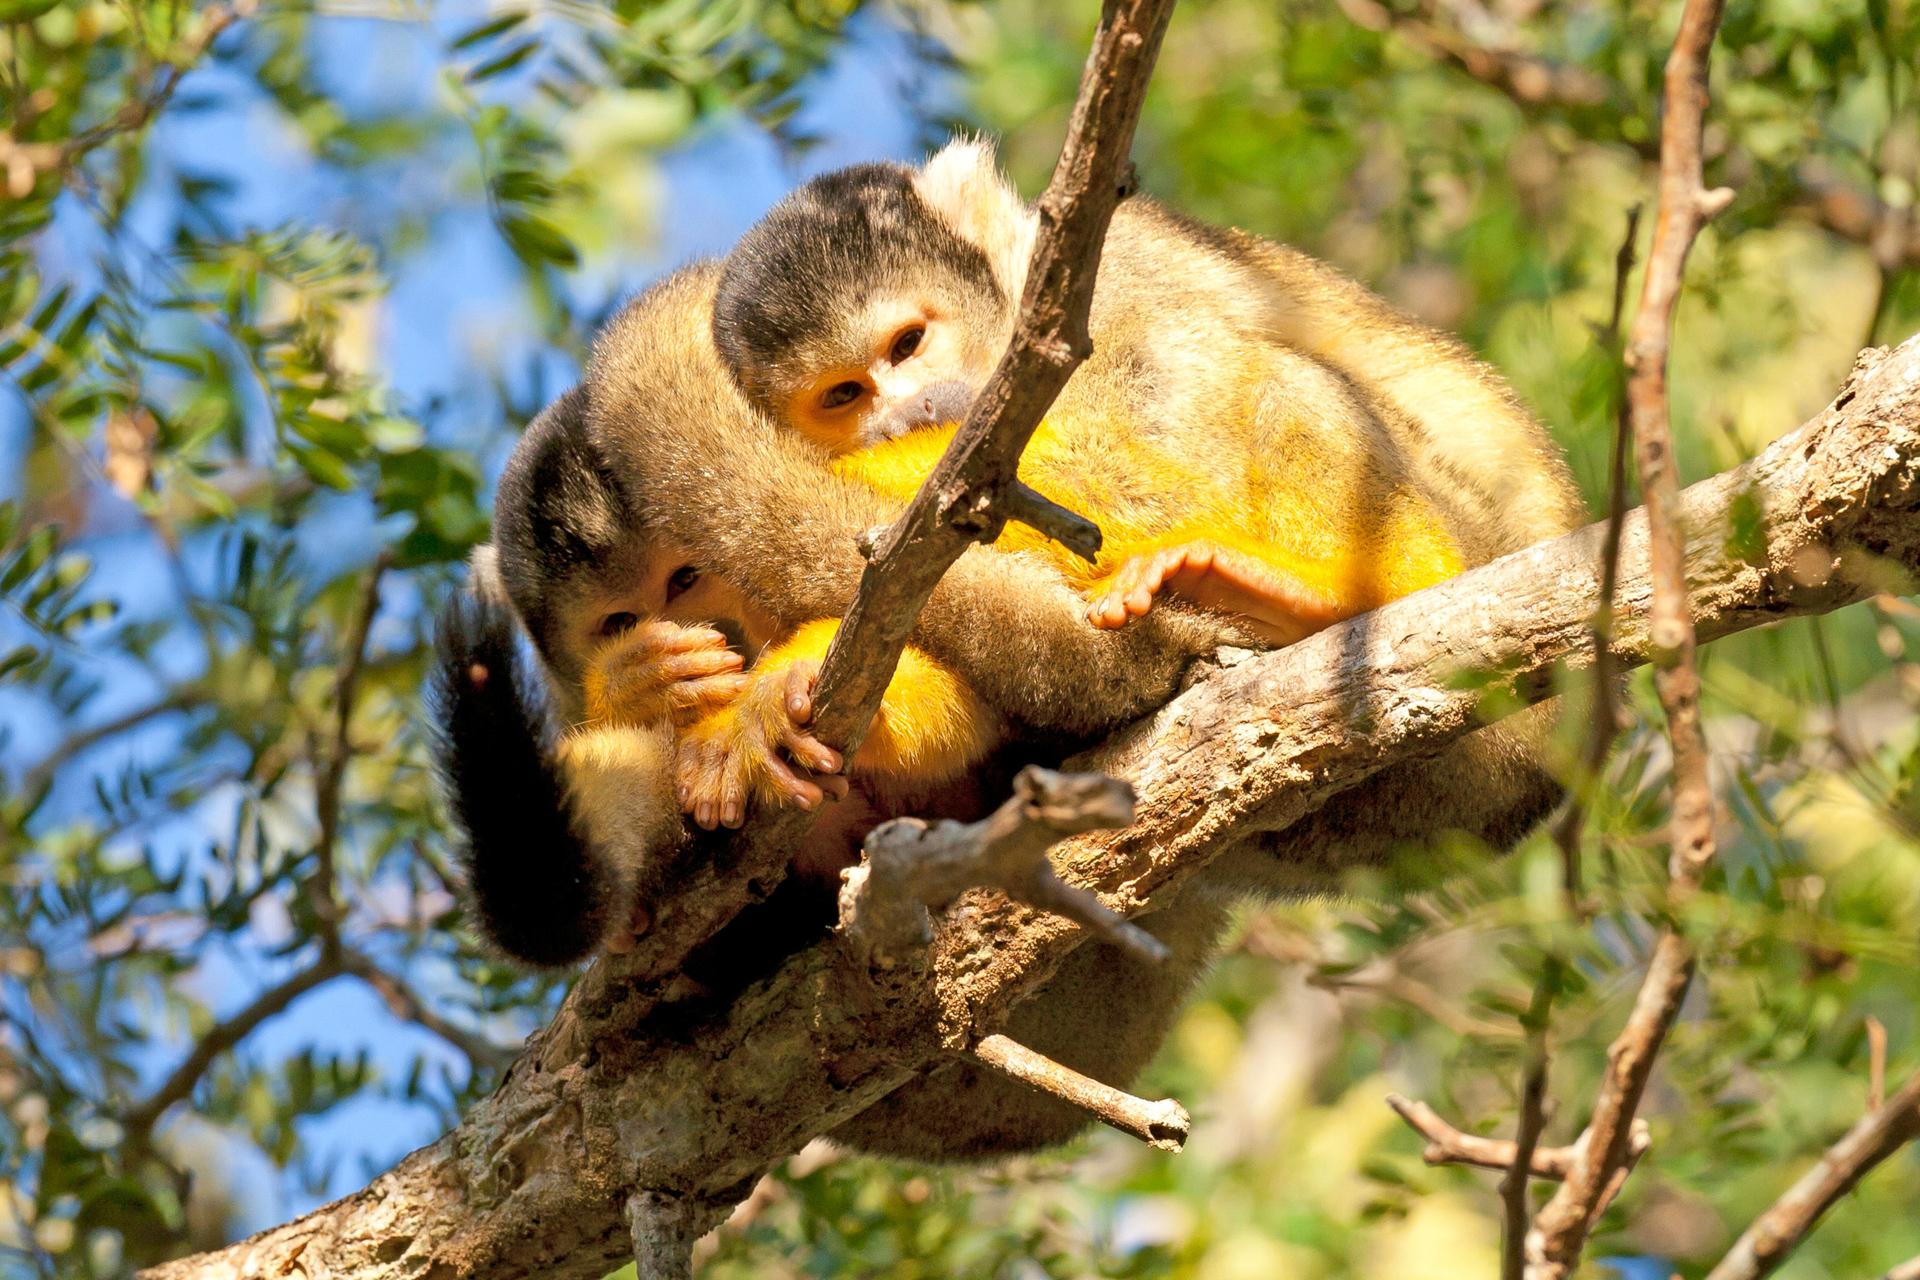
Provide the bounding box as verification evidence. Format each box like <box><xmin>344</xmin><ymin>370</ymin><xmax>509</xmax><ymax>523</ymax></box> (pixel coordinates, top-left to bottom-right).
<box><xmin>469</xmin><ymin>544</ymin><xmax>511</xmax><ymax>608</ymax></box>
<box><xmin>914</xmin><ymin>136</ymin><xmax>1036</xmax><ymax>301</ymax></box>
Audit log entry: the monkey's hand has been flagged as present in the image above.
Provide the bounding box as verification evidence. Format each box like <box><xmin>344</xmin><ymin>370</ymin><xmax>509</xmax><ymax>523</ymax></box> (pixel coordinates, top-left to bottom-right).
<box><xmin>1087</xmin><ymin>540</ymin><xmax>1355</xmax><ymax>648</ymax></box>
<box><xmin>584</xmin><ymin>621</ymin><xmax>748</xmax><ymax>729</ymax></box>
<box><xmin>677</xmin><ymin>656</ymin><xmax>848</xmax><ymax>830</ymax></box>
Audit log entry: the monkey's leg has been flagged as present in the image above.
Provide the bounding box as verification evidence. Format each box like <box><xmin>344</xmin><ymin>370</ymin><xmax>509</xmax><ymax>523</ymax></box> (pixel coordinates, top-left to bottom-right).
<box><xmin>1087</xmin><ymin>540</ymin><xmax>1353</xmax><ymax>647</ymax></box>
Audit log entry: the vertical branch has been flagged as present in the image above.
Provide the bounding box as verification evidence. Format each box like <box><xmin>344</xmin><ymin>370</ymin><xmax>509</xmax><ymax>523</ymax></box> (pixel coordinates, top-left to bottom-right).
<box><xmin>627</xmin><ymin>1192</ymin><xmax>709</xmax><ymax>1280</ymax></box>
<box><xmin>310</xmin><ymin>550</ymin><xmax>393</xmax><ymax>940</ymax></box>
<box><xmin>1552</xmin><ymin>203</ymin><xmax>1644</xmax><ymax>914</ymax></box>
<box><xmin>1501</xmin><ymin>965</ymin><xmax>1558</xmax><ymax>1280</ymax></box>
<box><xmin>1525</xmin><ymin>0</ymin><xmax>1733</xmax><ymax>1273</ymax></box>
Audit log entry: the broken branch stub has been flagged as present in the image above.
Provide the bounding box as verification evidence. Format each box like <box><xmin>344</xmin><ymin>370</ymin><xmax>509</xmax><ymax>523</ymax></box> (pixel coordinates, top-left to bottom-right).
<box><xmin>838</xmin><ymin>766</ymin><xmax>1154</xmax><ymax>969</ymax></box>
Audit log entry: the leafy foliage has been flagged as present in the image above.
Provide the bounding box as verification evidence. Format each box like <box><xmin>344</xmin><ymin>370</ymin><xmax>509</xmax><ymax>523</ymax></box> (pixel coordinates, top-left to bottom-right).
<box><xmin>0</xmin><ymin>0</ymin><xmax>860</xmax><ymax>1271</ymax></box>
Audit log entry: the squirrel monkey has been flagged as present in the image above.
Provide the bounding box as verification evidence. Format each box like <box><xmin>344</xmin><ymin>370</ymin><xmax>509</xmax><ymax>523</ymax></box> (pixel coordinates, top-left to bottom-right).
<box><xmin>436</xmin><ymin>387</ymin><xmax>1002</xmax><ymax>967</ymax></box>
<box><xmin>436</xmin><ymin>389</ymin><xmax>1221</xmax><ymax>1158</ymax></box>
<box><xmin>709</xmin><ymin>140</ymin><xmax>1585</xmax><ymax>648</ymax></box>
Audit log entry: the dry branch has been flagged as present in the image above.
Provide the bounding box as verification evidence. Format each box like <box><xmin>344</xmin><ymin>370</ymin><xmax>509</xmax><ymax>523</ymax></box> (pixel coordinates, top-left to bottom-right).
<box><xmin>969</xmin><ymin>1033</ymin><xmax>1190</xmax><ymax>1151</ymax></box>
<box><xmin>1704</xmin><ymin>1068</ymin><xmax>1920</xmax><ymax>1280</ymax></box>
<box><xmin>1524</xmin><ymin>0</ymin><xmax>1730</xmax><ymax>1269</ymax></box>
<box><xmin>139</xmin><ymin>337</ymin><xmax>1920</xmax><ymax>1280</ymax></box>
<box><xmin>839</xmin><ymin>767</ymin><xmax>1150</xmax><ymax>967</ymax></box>
<box><xmin>1387</xmin><ymin>1094</ymin><xmax>1650</xmax><ymax>1181</ymax></box>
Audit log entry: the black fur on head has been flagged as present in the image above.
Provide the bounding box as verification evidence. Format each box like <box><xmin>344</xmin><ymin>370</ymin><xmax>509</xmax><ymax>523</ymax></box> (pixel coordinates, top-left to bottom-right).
<box><xmin>492</xmin><ymin>385</ymin><xmax>636</xmax><ymax>667</ymax></box>
<box><xmin>711</xmin><ymin>162</ymin><xmax>1002</xmax><ymax>406</ymax></box>
<box><xmin>429</xmin><ymin>590</ymin><xmax>611</xmax><ymax>968</ymax></box>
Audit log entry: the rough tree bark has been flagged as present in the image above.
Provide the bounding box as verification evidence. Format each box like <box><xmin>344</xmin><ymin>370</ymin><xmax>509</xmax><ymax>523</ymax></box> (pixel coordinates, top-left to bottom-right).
<box><xmin>140</xmin><ymin>337</ymin><xmax>1920</xmax><ymax>1280</ymax></box>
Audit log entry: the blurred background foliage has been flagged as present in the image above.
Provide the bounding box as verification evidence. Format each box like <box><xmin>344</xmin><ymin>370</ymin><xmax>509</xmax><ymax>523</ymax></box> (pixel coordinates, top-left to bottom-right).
<box><xmin>2</xmin><ymin>0</ymin><xmax>1919</xmax><ymax>1274</ymax></box>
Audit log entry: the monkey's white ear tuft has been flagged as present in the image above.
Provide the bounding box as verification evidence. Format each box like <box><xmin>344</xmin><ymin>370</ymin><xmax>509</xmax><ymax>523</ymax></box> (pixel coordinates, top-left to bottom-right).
<box><xmin>468</xmin><ymin>544</ymin><xmax>511</xmax><ymax>607</ymax></box>
<box><xmin>914</xmin><ymin>135</ymin><xmax>1037</xmax><ymax>301</ymax></box>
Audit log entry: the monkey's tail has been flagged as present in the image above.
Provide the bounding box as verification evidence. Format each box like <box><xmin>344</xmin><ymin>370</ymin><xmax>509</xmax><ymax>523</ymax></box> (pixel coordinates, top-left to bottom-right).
<box><xmin>429</xmin><ymin>592</ymin><xmax>613</xmax><ymax>967</ymax></box>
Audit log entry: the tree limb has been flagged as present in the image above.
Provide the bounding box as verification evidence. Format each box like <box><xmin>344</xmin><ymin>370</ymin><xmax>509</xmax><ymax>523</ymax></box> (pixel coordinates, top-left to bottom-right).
<box><xmin>1704</xmin><ymin>1067</ymin><xmax>1920</xmax><ymax>1280</ymax></box>
<box><xmin>136</xmin><ymin>334</ymin><xmax>1920</xmax><ymax>1280</ymax></box>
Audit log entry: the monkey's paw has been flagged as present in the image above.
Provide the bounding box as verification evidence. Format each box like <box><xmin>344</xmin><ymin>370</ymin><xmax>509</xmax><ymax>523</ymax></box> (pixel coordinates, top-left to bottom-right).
<box><xmin>677</xmin><ymin>658</ymin><xmax>848</xmax><ymax>830</ymax></box>
<box><xmin>585</xmin><ymin>621</ymin><xmax>748</xmax><ymax>729</ymax></box>
<box><xmin>1085</xmin><ymin>540</ymin><xmax>1350</xmax><ymax>648</ymax></box>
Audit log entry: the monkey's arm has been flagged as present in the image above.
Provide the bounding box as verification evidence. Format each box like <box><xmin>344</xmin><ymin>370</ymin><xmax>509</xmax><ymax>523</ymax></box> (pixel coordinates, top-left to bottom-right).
<box><xmin>431</xmin><ymin>595</ymin><xmax>686</xmax><ymax>968</ymax></box>
<box><xmin>677</xmin><ymin>620</ymin><xmax>1002</xmax><ymax>829</ymax></box>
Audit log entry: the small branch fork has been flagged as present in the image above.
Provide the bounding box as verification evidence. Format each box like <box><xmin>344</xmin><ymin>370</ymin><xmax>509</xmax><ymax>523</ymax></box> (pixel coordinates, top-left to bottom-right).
<box><xmin>838</xmin><ymin>766</ymin><xmax>1156</xmax><ymax>967</ymax></box>
<box><xmin>839</xmin><ymin>766</ymin><xmax>1190</xmax><ymax>1152</ymax></box>
<box><xmin>1389</xmin><ymin>1095</ymin><xmax>1651</xmax><ymax>1183</ymax></box>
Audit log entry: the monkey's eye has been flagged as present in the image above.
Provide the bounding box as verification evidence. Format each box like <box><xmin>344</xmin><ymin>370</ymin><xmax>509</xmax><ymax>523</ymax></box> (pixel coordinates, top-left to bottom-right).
<box><xmin>665</xmin><ymin>564</ymin><xmax>700</xmax><ymax>603</ymax></box>
<box><xmin>888</xmin><ymin>325</ymin><xmax>925</xmax><ymax>364</ymax></box>
<box><xmin>600</xmin><ymin>612</ymin><xmax>639</xmax><ymax>637</ymax></box>
<box><xmin>821</xmin><ymin>380</ymin><xmax>866</xmax><ymax>410</ymax></box>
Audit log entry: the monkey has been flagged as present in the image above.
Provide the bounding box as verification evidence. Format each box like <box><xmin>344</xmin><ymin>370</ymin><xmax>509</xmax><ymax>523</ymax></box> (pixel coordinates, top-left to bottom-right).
<box><xmin>585</xmin><ymin>243</ymin><xmax>1579</xmax><ymax>885</ymax></box>
<box><xmin>437</xmin><ymin>385</ymin><xmax>1013</xmax><ymax>967</ymax></box>
<box><xmin>444</xmin><ymin>142</ymin><xmax>1589</xmax><ymax>1156</ymax></box>
<box><xmin>434</xmin><ymin>387</ymin><xmax>1230</xmax><ymax>1158</ymax></box>
<box><xmin>708</xmin><ymin>140</ymin><xmax>1584</xmax><ymax>647</ymax></box>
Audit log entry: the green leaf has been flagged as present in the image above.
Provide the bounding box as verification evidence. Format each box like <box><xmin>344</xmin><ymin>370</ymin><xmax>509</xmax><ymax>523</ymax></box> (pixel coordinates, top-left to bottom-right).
<box><xmin>500</xmin><ymin>214</ymin><xmax>578</xmax><ymax>267</ymax></box>
<box><xmin>466</xmin><ymin>38</ymin><xmax>541</xmax><ymax>82</ymax></box>
<box><xmin>451</xmin><ymin>9</ymin><xmax>529</xmax><ymax>49</ymax></box>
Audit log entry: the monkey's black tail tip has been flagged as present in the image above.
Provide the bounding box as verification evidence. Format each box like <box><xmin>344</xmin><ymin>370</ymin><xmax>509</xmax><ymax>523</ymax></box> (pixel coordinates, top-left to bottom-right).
<box><xmin>429</xmin><ymin>592</ymin><xmax>611</xmax><ymax>968</ymax></box>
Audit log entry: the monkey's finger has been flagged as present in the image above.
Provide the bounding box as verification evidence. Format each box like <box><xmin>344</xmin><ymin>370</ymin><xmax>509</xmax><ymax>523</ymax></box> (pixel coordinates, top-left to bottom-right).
<box><xmin>816</xmin><ymin>772</ymin><xmax>851</xmax><ymax>802</ymax></box>
<box><xmin>756</xmin><ymin>750</ymin><xmax>825</xmax><ymax>810</ymax></box>
<box><xmin>783</xmin><ymin>659</ymin><xmax>821</xmax><ymax>723</ymax></box>
<box><xmin>635</xmin><ymin>621</ymin><xmax>732</xmax><ymax>653</ymax></box>
<box><xmin>669</xmin><ymin>672</ymin><xmax>752</xmax><ymax>726</ymax></box>
<box><xmin>662</xmin><ymin>648</ymin><xmax>744</xmax><ymax>681</ymax></box>
<box><xmin>719</xmin><ymin>739</ymin><xmax>753</xmax><ymax>828</ymax></box>
<box><xmin>778</xmin><ymin>725</ymin><xmax>842</xmax><ymax>776</ymax></box>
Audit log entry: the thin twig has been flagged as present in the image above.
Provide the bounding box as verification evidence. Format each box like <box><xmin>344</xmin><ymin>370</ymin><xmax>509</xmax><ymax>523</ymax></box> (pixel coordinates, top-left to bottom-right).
<box><xmin>1503</xmin><ymin>965</ymin><xmax>1558</xmax><ymax>1280</ymax></box>
<box><xmin>839</xmin><ymin>767</ymin><xmax>1151</xmax><ymax>967</ymax></box>
<box><xmin>16</xmin><ymin>691</ymin><xmax>199</xmax><ymax>801</ymax></box>
<box><xmin>1868</xmin><ymin>1016</ymin><xmax>1888</xmax><ymax>1111</ymax></box>
<box><xmin>1525</xmin><ymin>0</ymin><xmax>1732</xmax><ymax>1270</ymax></box>
<box><xmin>1881</xmin><ymin>1255</ymin><xmax>1920</xmax><ymax>1280</ymax></box>
<box><xmin>969</xmin><ymin>1033</ymin><xmax>1189</xmax><ymax>1151</ymax></box>
<box><xmin>122</xmin><ymin>956</ymin><xmax>344</xmax><ymax>1148</ymax></box>
<box><xmin>1551</xmin><ymin>203</ymin><xmax>1644</xmax><ymax>914</ymax></box>
<box><xmin>1387</xmin><ymin>1095</ymin><xmax>1650</xmax><ymax>1180</ymax></box>
<box><xmin>311</xmin><ymin>551</ymin><xmax>392</xmax><ymax>938</ymax></box>
<box><xmin>1704</xmin><ymin>1068</ymin><xmax>1920</xmax><ymax>1280</ymax></box>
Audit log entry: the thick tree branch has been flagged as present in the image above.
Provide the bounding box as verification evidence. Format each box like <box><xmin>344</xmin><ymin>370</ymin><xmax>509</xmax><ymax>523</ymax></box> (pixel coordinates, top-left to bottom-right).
<box><xmin>138</xmin><ymin>337</ymin><xmax>1920</xmax><ymax>1280</ymax></box>
<box><xmin>1704</xmin><ymin>1068</ymin><xmax>1920</xmax><ymax>1280</ymax></box>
